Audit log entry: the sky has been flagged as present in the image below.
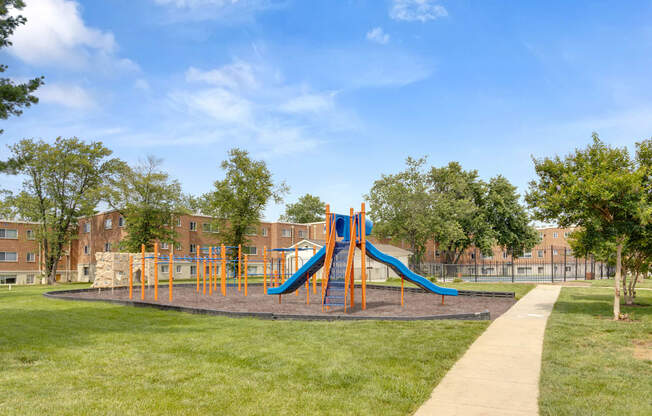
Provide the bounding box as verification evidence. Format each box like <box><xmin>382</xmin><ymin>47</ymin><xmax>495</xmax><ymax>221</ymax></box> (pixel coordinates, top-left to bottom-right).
<box><xmin>2</xmin><ymin>0</ymin><xmax>652</xmax><ymax>220</ymax></box>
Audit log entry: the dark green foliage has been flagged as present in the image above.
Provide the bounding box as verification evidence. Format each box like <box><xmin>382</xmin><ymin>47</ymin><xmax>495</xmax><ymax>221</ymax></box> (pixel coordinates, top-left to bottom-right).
<box><xmin>280</xmin><ymin>193</ymin><xmax>325</xmax><ymax>223</ymax></box>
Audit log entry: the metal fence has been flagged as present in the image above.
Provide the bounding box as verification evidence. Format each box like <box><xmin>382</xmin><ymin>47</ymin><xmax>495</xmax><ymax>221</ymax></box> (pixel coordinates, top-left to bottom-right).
<box><xmin>412</xmin><ymin>245</ymin><xmax>614</xmax><ymax>283</ymax></box>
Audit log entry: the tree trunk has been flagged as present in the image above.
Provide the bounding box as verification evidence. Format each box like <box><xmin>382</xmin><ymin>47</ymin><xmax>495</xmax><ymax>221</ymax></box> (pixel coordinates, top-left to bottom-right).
<box><xmin>613</xmin><ymin>242</ymin><xmax>622</xmax><ymax>320</ymax></box>
<box><xmin>626</xmin><ymin>271</ymin><xmax>639</xmax><ymax>306</ymax></box>
<box><xmin>48</xmin><ymin>264</ymin><xmax>59</xmax><ymax>285</ymax></box>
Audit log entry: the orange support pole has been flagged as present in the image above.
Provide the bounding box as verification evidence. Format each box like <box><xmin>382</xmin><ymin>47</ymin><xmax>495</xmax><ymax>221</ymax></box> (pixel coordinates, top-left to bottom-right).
<box><xmin>281</xmin><ymin>252</ymin><xmax>286</xmax><ymax>284</ymax></box>
<box><xmin>141</xmin><ymin>244</ymin><xmax>145</xmax><ymax>301</ymax></box>
<box><xmin>244</xmin><ymin>255</ymin><xmax>248</xmax><ymax>296</ymax></box>
<box><xmin>154</xmin><ymin>243</ymin><xmax>159</xmax><ymax>301</ymax></box>
<box><xmin>263</xmin><ymin>246</ymin><xmax>267</xmax><ymax>292</ymax></box>
<box><xmin>295</xmin><ymin>245</ymin><xmax>299</xmax><ymax>296</ymax></box>
<box><xmin>221</xmin><ymin>244</ymin><xmax>226</xmax><ymax>296</ymax></box>
<box><xmin>401</xmin><ymin>277</ymin><xmax>404</xmax><ymax>307</ymax></box>
<box><xmin>208</xmin><ymin>246</ymin><xmax>213</xmax><ymax>295</ymax></box>
<box><xmin>360</xmin><ymin>203</ymin><xmax>367</xmax><ymax>310</ymax></box>
<box><xmin>312</xmin><ymin>246</ymin><xmax>317</xmax><ymax>294</ymax></box>
<box><xmin>196</xmin><ymin>246</ymin><xmax>200</xmax><ymax>292</ymax></box>
<box><xmin>306</xmin><ymin>273</ymin><xmax>310</xmax><ymax>304</ymax></box>
<box><xmin>213</xmin><ymin>247</ymin><xmax>218</xmax><ymax>293</ymax></box>
<box><xmin>202</xmin><ymin>257</ymin><xmax>207</xmax><ymax>294</ymax></box>
<box><xmin>238</xmin><ymin>244</ymin><xmax>242</xmax><ymax>291</ymax></box>
<box><xmin>349</xmin><ymin>208</ymin><xmax>354</xmax><ymax>309</ymax></box>
<box><xmin>169</xmin><ymin>246</ymin><xmax>173</xmax><ymax>301</ymax></box>
<box><xmin>129</xmin><ymin>254</ymin><xmax>133</xmax><ymax>300</ymax></box>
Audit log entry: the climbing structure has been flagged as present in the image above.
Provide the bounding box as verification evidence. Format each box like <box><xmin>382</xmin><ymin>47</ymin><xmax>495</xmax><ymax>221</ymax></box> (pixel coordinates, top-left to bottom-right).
<box><xmin>267</xmin><ymin>203</ymin><xmax>458</xmax><ymax>311</ymax></box>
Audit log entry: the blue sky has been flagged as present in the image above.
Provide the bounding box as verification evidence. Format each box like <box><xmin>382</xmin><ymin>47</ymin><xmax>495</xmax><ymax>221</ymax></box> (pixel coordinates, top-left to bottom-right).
<box><xmin>2</xmin><ymin>0</ymin><xmax>652</xmax><ymax>220</ymax></box>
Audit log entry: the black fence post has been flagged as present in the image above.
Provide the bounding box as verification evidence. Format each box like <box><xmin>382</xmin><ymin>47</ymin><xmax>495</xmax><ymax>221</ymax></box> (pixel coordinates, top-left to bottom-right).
<box><xmin>550</xmin><ymin>245</ymin><xmax>554</xmax><ymax>283</ymax></box>
<box><xmin>474</xmin><ymin>249</ymin><xmax>478</xmax><ymax>282</ymax></box>
<box><xmin>575</xmin><ymin>256</ymin><xmax>578</xmax><ymax>280</ymax></box>
<box><xmin>563</xmin><ymin>247</ymin><xmax>567</xmax><ymax>282</ymax></box>
<box><xmin>584</xmin><ymin>255</ymin><xmax>587</xmax><ymax>281</ymax></box>
<box><xmin>511</xmin><ymin>256</ymin><xmax>515</xmax><ymax>283</ymax></box>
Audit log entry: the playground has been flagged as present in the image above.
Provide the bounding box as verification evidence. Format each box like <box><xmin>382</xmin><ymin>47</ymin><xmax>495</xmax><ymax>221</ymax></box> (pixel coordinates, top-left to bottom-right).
<box><xmin>53</xmin><ymin>204</ymin><xmax>517</xmax><ymax>320</ymax></box>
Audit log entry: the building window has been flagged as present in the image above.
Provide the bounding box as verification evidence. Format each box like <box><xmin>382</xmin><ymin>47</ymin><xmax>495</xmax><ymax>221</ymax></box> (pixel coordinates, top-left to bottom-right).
<box><xmin>244</xmin><ymin>246</ymin><xmax>257</xmax><ymax>255</ymax></box>
<box><xmin>190</xmin><ymin>265</ymin><xmax>197</xmax><ymax>276</ymax></box>
<box><xmin>502</xmin><ymin>252</ymin><xmax>508</xmax><ymax>259</ymax></box>
<box><xmin>0</xmin><ymin>252</ymin><xmax>18</xmax><ymax>262</ymax></box>
<box><xmin>553</xmin><ymin>249</ymin><xmax>558</xmax><ymax>255</ymax></box>
<box><xmin>521</xmin><ymin>251</ymin><xmax>532</xmax><ymax>258</ymax></box>
<box><xmin>84</xmin><ymin>222</ymin><xmax>91</xmax><ymax>233</ymax></box>
<box><xmin>565</xmin><ymin>248</ymin><xmax>572</xmax><ymax>255</ymax></box>
<box><xmin>245</xmin><ymin>227</ymin><xmax>257</xmax><ymax>236</ymax></box>
<box><xmin>469</xmin><ymin>252</ymin><xmax>474</xmax><ymax>259</ymax></box>
<box><xmin>538</xmin><ymin>266</ymin><xmax>545</xmax><ymax>274</ymax></box>
<box><xmin>161</xmin><ymin>265</ymin><xmax>169</xmax><ymax>273</ymax></box>
<box><xmin>298</xmin><ymin>230</ymin><xmax>307</xmax><ymax>238</ymax></box>
<box><xmin>482</xmin><ymin>254</ymin><xmax>493</xmax><ymax>259</ymax></box>
<box><xmin>175</xmin><ymin>243</ymin><xmax>181</xmax><ymax>251</ymax></box>
<box><xmin>189</xmin><ymin>221</ymin><xmax>197</xmax><ymax>231</ymax></box>
<box><xmin>0</xmin><ymin>275</ymin><xmax>17</xmax><ymax>284</ymax></box>
<box><xmin>261</xmin><ymin>227</ymin><xmax>268</xmax><ymax>236</ymax></box>
<box><xmin>553</xmin><ymin>232</ymin><xmax>558</xmax><ymax>238</ymax></box>
<box><xmin>202</xmin><ymin>223</ymin><xmax>218</xmax><ymax>233</ymax></box>
<box><xmin>0</xmin><ymin>228</ymin><xmax>18</xmax><ymax>239</ymax></box>
<box><xmin>119</xmin><ymin>216</ymin><xmax>125</xmax><ymax>227</ymax></box>
<box><xmin>565</xmin><ymin>266</ymin><xmax>572</xmax><ymax>272</ymax></box>
<box><xmin>176</xmin><ymin>265</ymin><xmax>181</xmax><ymax>273</ymax></box>
<box><xmin>190</xmin><ymin>244</ymin><xmax>197</xmax><ymax>253</ymax></box>
<box><xmin>537</xmin><ymin>250</ymin><xmax>544</xmax><ymax>258</ymax></box>
<box><xmin>160</xmin><ymin>242</ymin><xmax>169</xmax><ymax>249</ymax></box>
<box><xmin>104</xmin><ymin>219</ymin><xmax>112</xmax><ymax>229</ymax></box>
<box><xmin>563</xmin><ymin>231</ymin><xmax>570</xmax><ymax>238</ymax></box>
<box><xmin>517</xmin><ymin>267</ymin><xmax>532</xmax><ymax>274</ymax></box>
<box><xmin>26</xmin><ymin>274</ymin><xmax>35</xmax><ymax>284</ymax></box>
<box><xmin>26</xmin><ymin>252</ymin><xmax>36</xmax><ymax>262</ymax></box>
<box><xmin>84</xmin><ymin>245</ymin><xmax>89</xmax><ymax>255</ymax></box>
<box><xmin>83</xmin><ymin>266</ymin><xmax>90</xmax><ymax>276</ymax></box>
<box><xmin>281</xmin><ymin>229</ymin><xmax>291</xmax><ymax>238</ymax></box>
<box><xmin>26</xmin><ymin>229</ymin><xmax>35</xmax><ymax>240</ymax></box>
<box><xmin>247</xmin><ymin>265</ymin><xmax>258</xmax><ymax>275</ymax></box>
<box><xmin>539</xmin><ymin>232</ymin><xmax>543</xmax><ymax>240</ymax></box>
<box><xmin>176</xmin><ymin>218</ymin><xmax>181</xmax><ymax>227</ymax></box>
<box><xmin>104</xmin><ymin>243</ymin><xmax>111</xmax><ymax>252</ymax></box>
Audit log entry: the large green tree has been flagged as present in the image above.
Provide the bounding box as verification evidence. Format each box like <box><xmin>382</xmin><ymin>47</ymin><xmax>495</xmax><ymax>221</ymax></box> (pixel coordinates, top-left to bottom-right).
<box><xmin>366</xmin><ymin>157</ymin><xmax>433</xmax><ymax>272</ymax></box>
<box><xmin>1</xmin><ymin>138</ymin><xmax>122</xmax><ymax>284</ymax></box>
<box><xmin>105</xmin><ymin>156</ymin><xmax>188</xmax><ymax>252</ymax></box>
<box><xmin>485</xmin><ymin>175</ymin><xmax>539</xmax><ymax>257</ymax></box>
<box><xmin>526</xmin><ymin>134</ymin><xmax>647</xmax><ymax>319</ymax></box>
<box><xmin>199</xmin><ymin>148</ymin><xmax>288</xmax><ymax>249</ymax></box>
<box><xmin>0</xmin><ymin>1</ymin><xmax>43</xmax><ymax>133</ymax></box>
<box><xmin>280</xmin><ymin>193</ymin><xmax>325</xmax><ymax>223</ymax></box>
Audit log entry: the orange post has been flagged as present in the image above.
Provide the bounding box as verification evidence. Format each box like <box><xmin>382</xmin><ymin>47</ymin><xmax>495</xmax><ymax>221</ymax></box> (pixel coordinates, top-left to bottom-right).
<box><xmin>295</xmin><ymin>245</ymin><xmax>299</xmax><ymax>296</ymax></box>
<box><xmin>401</xmin><ymin>277</ymin><xmax>404</xmax><ymax>307</ymax></box>
<box><xmin>312</xmin><ymin>246</ymin><xmax>317</xmax><ymax>294</ymax></box>
<box><xmin>238</xmin><ymin>244</ymin><xmax>242</xmax><ymax>291</ymax></box>
<box><xmin>349</xmin><ymin>208</ymin><xmax>354</xmax><ymax>309</ymax></box>
<box><xmin>169</xmin><ymin>246</ymin><xmax>173</xmax><ymax>301</ymax></box>
<box><xmin>208</xmin><ymin>246</ymin><xmax>213</xmax><ymax>295</ymax></box>
<box><xmin>221</xmin><ymin>244</ymin><xmax>226</xmax><ymax>296</ymax></box>
<box><xmin>141</xmin><ymin>244</ymin><xmax>146</xmax><ymax>301</ymax></box>
<box><xmin>202</xmin><ymin>257</ymin><xmax>207</xmax><ymax>294</ymax></box>
<box><xmin>129</xmin><ymin>254</ymin><xmax>133</xmax><ymax>299</ymax></box>
<box><xmin>360</xmin><ymin>203</ymin><xmax>367</xmax><ymax>310</ymax></box>
<box><xmin>306</xmin><ymin>273</ymin><xmax>310</xmax><ymax>304</ymax></box>
<box><xmin>263</xmin><ymin>246</ymin><xmax>267</xmax><ymax>292</ymax></box>
<box><xmin>196</xmin><ymin>246</ymin><xmax>200</xmax><ymax>292</ymax></box>
<box><xmin>244</xmin><ymin>254</ymin><xmax>248</xmax><ymax>296</ymax></box>
<box><xmin>154</xmin><ymin>243</ymin><xmax>159</xmax><ymax>301</ymax></box>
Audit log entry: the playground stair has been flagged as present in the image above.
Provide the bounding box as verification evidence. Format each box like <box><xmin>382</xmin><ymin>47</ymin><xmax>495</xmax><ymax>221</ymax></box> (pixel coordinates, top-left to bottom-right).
<box><xmin>323</xmin><ymin>242</ymin><xmax>348</xmax><ymax>307</ymax></box>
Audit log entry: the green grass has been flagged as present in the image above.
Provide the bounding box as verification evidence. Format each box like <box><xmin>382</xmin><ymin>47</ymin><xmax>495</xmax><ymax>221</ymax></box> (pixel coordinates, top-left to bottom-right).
<box><xmin>539</xmin><ymin>287</ymin><xmax>652</xmax><ymax>416</ymax></box>
<box><xmin>379</xmin><ymin>278</ymin><xmax>536</xmax><ymax>300</ymax></box>
<box><xmin>590</xmin><ymin>278</ymin><xmax>652</xmax><ymax>289</ymax></box>
<box><xmin>0</xmin><ymin>284</ymin><xmax>489</xmax><ymax>416</ymax></box>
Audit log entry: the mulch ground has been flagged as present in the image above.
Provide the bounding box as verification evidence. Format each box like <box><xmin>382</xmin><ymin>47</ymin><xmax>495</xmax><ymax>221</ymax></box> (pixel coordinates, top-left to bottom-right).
<box><xmin>54</xmin><ymin>284</ymin><xmax>516</xmax><ymax>319</ymax></box>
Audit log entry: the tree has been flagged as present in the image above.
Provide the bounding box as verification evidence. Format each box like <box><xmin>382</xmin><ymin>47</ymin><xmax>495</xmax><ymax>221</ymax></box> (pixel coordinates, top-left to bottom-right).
<box><xmin>429</xmin><ymin>162</ymin><xmax>496</xmax><ymax>266</ymax></box>
<box><xmin>198</xmin><ymin>148</ymin><xmax>288</xmax><ymax>250</ymax></box>
<box><xmin>0</xmin><ymin>1</ymin><xmax>43</xmax><ymax>133</ymax></box>
<box><xmin>366</xmin><ymin>157</ymin><xmax>433</xmax><ymax>273</ymax></box>
<box><xmin>1</xmin><ymin>138</ymin><xmax>122</xmax><ymax>284</ymax></box>
<box><xmin>280</xmin><ymin>193</ymin><xmax>325</xmax><ymax>223</ymax></box>
<box><xmin>485</xmin><ymin>175</ymin><xmax>539</xmax><ymax>257</ymax></box>
<box><xmin>105</xmin><ymin>156</ymin><xmax>188</xmax><ymax>252</ymax></box>
<box><xmin>526</xmin><ymin>134</ymin><xmax>646</xmax><ymax>319</ymax></box>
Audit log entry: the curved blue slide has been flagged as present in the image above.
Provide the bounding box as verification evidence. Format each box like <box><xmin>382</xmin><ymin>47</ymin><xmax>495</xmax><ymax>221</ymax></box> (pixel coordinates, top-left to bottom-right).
<box><xmin>365</xmin><ymin>242</ymin><xmax>458</xmax><ymax>296</ymax></box>
<box><xmin>267</xmin><ymin>246</ymin><xmax>327</xmax><ymax>295</ymax></box>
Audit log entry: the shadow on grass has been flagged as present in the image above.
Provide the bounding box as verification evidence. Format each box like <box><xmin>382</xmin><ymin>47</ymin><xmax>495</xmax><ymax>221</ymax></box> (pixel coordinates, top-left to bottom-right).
<box><xmin>553</xmin><ymin>292</ymin><xmax>652</xmax><ymax>319</ymax></box>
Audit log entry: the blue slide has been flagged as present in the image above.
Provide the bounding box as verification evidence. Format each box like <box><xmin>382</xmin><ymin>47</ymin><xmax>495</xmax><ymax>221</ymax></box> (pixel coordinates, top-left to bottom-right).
<box><xmin>267</xmin><ymin>242</ymin><xmax>457</xmax><ymax>297</ymax></box>
<box><xmin>267</xmin><ymin>246</ymin><xmax>327</xmax><ymax>295</ymax></box>
<box><xmin>365</xmin><ymin>242</ymin><xmax>458</xmax><ymax>296</ymax></box>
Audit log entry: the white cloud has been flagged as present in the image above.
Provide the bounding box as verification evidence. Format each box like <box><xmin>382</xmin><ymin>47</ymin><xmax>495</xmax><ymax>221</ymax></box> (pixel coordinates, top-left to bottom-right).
<box><xmin>279</xmin><ymin>92</ymin><xmax>336</xmax><ymax>114</ymax></box>
<box><xmin>169</xmin><ymin>87</ymin><xmax>253</xmax><ymax>124</ymax></box>
<box><xmin>152</xmin><ymin>0</ymin><xmax>281</xmax><ymax>22</ymax></box>
<box><xmin>134</xmin><ymin>79</ymin><xmax>151</xmax><ymax>91</ymax></box>
<box><xmin>185</xmin><ymin>61</ymin><xmax>258</xmax><ymax>90</ymax></box>
<box><xmin>390</xmin><ymin>0</ymin><xmax>448</xmax><ymax>22</ymax></box>
<box><xmin>8</xmin><ymin>0</ymin><xmax>137</xmax><ymax>71</ymax></box>
<box><xmin>37</xmin><ymin>83</ymin><xmax>96</xmax><ymax>109</ymax></box>
<box><xmin>366</xmin><ymin>27</ymin><xmax>390</xmax><ymax>45</ymax></box>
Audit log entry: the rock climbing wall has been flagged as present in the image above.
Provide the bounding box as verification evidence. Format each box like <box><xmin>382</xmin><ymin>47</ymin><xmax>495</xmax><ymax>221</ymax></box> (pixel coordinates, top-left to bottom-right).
<box><xmin>91</xmin><ymin>252</ymin><xmax>156</xmax><ymax>288</ymax></box>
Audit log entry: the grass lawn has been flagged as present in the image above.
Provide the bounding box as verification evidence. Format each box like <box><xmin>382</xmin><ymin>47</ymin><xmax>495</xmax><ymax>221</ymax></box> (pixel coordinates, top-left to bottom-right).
<box><xmin>591</xmin><ymin>278</ymin><xmax>652</xmax><ymax>289</ymax></box>
<box><xmin>539</xmin><ymin>287</ymin><xmax>652</xmax><ymax>416</ymax></box>
<box><xmin>379</xmin><ymin>278</ymin><xmax>536</xmax><ymax>300</ymax></box>
<box><xmin>0</xmin><ymin>284</ymin><xmax>489</xmax><ymax>416</ymax></box>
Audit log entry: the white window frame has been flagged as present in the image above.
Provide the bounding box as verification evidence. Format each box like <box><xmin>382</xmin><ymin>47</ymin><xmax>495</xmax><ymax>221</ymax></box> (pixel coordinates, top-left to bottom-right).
<box><xmin>0</xmin><ymin>275</ymin><xmax>17</xmax><ymax>284</ymax></box>
<box><xmin>0</xmin><ymin>228</ymin><xmax>18</xmax><ymax>239</ymax></box>
<box><xmin>281</xmin><ymin>229</ymin><xmax>291</xmax><ymax>238</ymax></box>
<box><xmin>26</xmin><ymin>274</ymin><xmax>35</xmax><ymax>284</ymax></box>
<box><xmin>0</xmin><ymin>252</ymin><xmax>18</xmax><ymax>262</ymax></box>
<box><xmin>84</xmin><ymin>245</ymin><xmax>89</xmax><ymax>255</ymax></box>
<box><xmin>118</xmin><ymin>216</ymin><xmax>125</xmax><ymax>227</ymax></box>
<box><xmin>104</xmin><ymin>219</ymin><xmax>112</xmax><ymax>229</ymax></box>
<box><xmin>84</xmin><ymin>222</ymin><xmax>91</xmax><ymax>233</ymax></box>
<box><xmin>190</xmin><ymin>244</ymin><xmax>197</xmax><ymax>253</ymax></box>
<box><xmin>104</xmin><ymin>242</ymin><xmax>111</xmax><ymax>252</ymax></box>
<box><xmin>26</xmin><ymin>252</ymin><xmax>36</xmax><ymax>262</ymax></box>
<box><xmin>176</xmin><ymin>265</ymin><xmax>182</xmax><ymax>273</ymax></box>
<box><xmin>553</xmin><ymin>232</ymin><xmax>558</xmax><ymax>238</ymax></box>
<box><xmin>537</xmin><ymin>250</ymin><xmax>544</xmax><ymax>258</ymax></box>
<box><xmin>298</xmin><ymin>230</ymin><xmax>307</xmax><ymax>238</ymax></box>
<box><xmin>520</xmin><ymin>251</ymin><xmax>532</xmax><ymax>258</ymax></box>
<box><xmin>161</xmin><ymin>265</ymin><xmax>169</xmax><ymax>273</ymax></box>
<box><xmin>189</xmin><ymin>221</ymin><xmax>197</xmax><ymax>231</ymax></box>
<box><xmin>160</xmin><ymin>242</ymin><xmax>169</xmax><ymax>250</ymax></box>
<box><xmin>261</xmin><ymin>227</ymin><xmax>268</xmax><ymax>236</ymax></box>
<box><xmin>26</xmin><ymin>229</ymin><xmax>35</xmax><ymax>240</ymax></box>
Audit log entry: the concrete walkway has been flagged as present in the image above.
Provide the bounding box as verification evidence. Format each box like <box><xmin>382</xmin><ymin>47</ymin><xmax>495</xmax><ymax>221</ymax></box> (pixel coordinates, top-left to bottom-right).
<box><xmin>414</xmin><ymin>285</ymin><xmax>562</xmax><ymax>416</ymax></box>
